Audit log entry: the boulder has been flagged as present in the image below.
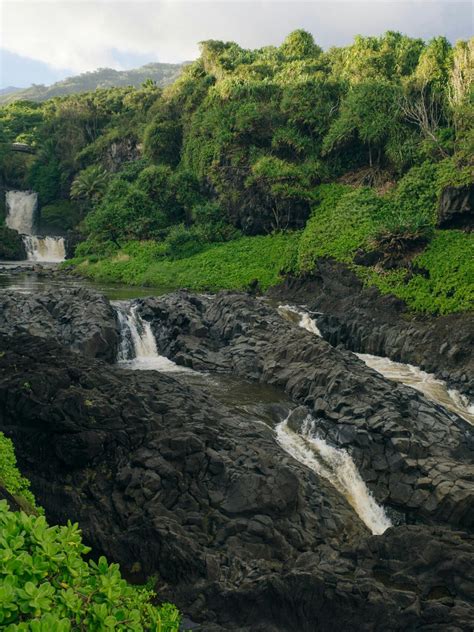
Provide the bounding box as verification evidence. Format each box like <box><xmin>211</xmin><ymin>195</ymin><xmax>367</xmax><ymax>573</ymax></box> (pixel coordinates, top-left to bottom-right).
<box><xmin>438</xmin><ymin>184</ymin><xmax>474</xmax><ymax>229</ymax></box>
<box><xmin>0</xmin><ymin>288</ymin><xmax>119</xmax><ymax>361</ymax></box>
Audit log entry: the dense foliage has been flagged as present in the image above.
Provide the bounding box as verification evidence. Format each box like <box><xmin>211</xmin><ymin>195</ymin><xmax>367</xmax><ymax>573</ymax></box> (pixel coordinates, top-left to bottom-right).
<box><xmin>0</xmin><ymin>435</ymin><xmax>181</xmax><ymax>631</ymax></box>
<box><xmin>0</xmin><ymin>433</ymin><xmax>37</xmax><ymax>510</ymax></box>
<box><xmin>0</xmin><ymin>30</ymin><xmax>472</xmax><ymax>313</ymax></box>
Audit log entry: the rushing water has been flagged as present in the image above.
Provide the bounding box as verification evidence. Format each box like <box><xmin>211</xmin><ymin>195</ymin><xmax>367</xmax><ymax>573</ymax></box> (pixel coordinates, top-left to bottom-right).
<box><xmin>23</xmin><ymin>235</ymin><xmax>66</xmax><ymax>262</ymax></box>
<box><xmin>114</xmin><ymin>302</ymin><xmax>190</xmax><ymax>372</ymax></box>
<box><xmin>113</xmin><ymin>298</ymin><xmax>391</xmax><ymax>533</ymax></box>
<box><xmin>6</xmin><ymin>191</ymin><xmax>38</xmax><ymax>234</ymax></box>
<box><xmin>278</xmin><ymin>304</ymin><xmax>322</xmax><ymax>336</ymax></box>
<box><xmin>5</xmin><ymin>190</ymin><xmax>66</xmax><ymax>263</ymax></box>
<box><xmin>276</xmin><ymin>415</ymin><xmax>392</xmax><ymax>535</ymax></box>
<box><xmin>278</xmin><ymin>304</ymin><xmax>474</xmax><ymax>425</ymax></box>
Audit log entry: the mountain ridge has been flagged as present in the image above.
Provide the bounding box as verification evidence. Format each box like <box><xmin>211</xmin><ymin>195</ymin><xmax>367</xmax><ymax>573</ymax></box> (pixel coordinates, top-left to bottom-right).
<box><xmin>0</xmin><ymin>62</ymin><xmax>187</xmax><ymax>104</ymax></box>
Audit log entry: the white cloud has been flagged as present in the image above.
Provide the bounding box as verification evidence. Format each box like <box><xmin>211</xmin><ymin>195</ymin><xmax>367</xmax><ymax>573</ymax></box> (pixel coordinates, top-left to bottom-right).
<box><xmin>1</xmin><ymin>1</ymin><xmax>472</xmax><ymax>74</ymax></box>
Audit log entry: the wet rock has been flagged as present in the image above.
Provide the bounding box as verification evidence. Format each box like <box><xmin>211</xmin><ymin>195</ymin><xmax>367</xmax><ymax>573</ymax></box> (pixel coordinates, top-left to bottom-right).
<box><xmin>269</xmin><ymin>259</ymin><xmax>474</xmax><ymax>398</ymax></box>
<box><xmin>140</xmin><ymin>291</ymin><xmax>474</xmax><ymax>529</ymax></box>
<box><xmin>0</xmin><ymin>324</ymin><xmax>473</xmax><ymax>629</ymax></box>
<box><xmin>0</xmin><ymin>288</ymin><xmax>119</xmax><ymax>361</ymax></box>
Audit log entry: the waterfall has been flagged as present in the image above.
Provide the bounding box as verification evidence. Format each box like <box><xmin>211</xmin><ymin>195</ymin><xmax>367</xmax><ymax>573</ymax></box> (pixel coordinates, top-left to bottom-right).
<box><xmin>6</xmin><ymin>191</ymin><xmax>38</xmax><ymax>235</ymax></box>
<box><xmin>23</xmin><ymin>235</ymin><xmax>66</xmax><ymax>263</ymax></box>
<box><xmin>278</xmin><ymin>304</ymin><xmax>322</xmax><ymax>337</ymax></box>
<box><xmin>114</xmin><ymin>302</ymin><xmax>189</xmax><ymax>372</ymax></box>
<box><xmin>280</xmin><ymin>303</ymin><xmax>473</xmax><ymax>425</ymax></box>
<box><xmin>5</xmin><ymin>190</ymin><xmax>66</xmax><ymax>263</ymax></box>
<box><xmin>356</xmin><ymin>353</ymin><xmax>474</xmax><ymax>425</ymax></box>
<box><xmin>276</xmin><ymin>415</ymin><xmax>392</xmax><ymax>535</ymax></box>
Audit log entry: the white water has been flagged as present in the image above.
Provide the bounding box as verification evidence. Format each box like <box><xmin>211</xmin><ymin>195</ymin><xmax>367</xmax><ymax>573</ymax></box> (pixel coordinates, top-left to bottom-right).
<box><xmin>356</xmin><ymin>353</ymin><xmax>474</xmax><ymax>425</ymax></box>
<box><xmin>278</xmin><ymin>303</ymin><xmax>474</xmax><ymax>425</ymax></box>
<box><xmin>5</xmin><ymin>189</ymin><xmax>66</xmax><ymax>263</ymax></box>
<box><xmin>276</xmin><ymin>415</ymin><xmax>392</xmax><ymax>535</ymax></box>
<box><xmin>278</xmin><ymin>304</ymin><xmax>322</xmax><ymax>336</ymax></box>
<box><xmin>115</xmin><ymin>303</ymin><xmax>189</xmax><ymax>372</ymax></box>
<box><xmin>23</xmin><ymin>235</ymin><xmax>66</xmax><ymax>263</ymax></box>
<box><xmin>6</xmin><ymin>191</ymin><xmax>38</xmax><ymax>235</ymax></box>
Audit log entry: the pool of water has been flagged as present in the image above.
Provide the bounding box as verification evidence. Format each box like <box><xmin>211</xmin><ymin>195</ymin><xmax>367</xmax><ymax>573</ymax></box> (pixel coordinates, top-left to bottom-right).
<box><xmin>0</xmin><ymin>261</ymin><xmax>170</xmax><ymax>301</ymax></box>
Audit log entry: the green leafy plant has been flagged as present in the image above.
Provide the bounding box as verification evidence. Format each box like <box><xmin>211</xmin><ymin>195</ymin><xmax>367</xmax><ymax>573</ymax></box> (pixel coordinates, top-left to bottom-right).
<box><xmin>0</xmin><ymin>500</ymin><xmax>181</xmax><ymax>631</ymax></box>
<box><xmin>0</xmin><ymin>433</ymin><xmax>37</xmax><ymax>510</ymax></box>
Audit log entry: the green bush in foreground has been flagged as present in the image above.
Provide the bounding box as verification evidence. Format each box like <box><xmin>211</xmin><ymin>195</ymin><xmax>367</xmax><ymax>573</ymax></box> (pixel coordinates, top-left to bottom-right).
<box><xmin>0</xmin><ymin>500</ymin><xmax>181</xmax><ymax>631</ymax></box>
<box><xmin>0</xmin><ymin>432</ymin><xmax>37</xmax><ymax>510</ymax></box>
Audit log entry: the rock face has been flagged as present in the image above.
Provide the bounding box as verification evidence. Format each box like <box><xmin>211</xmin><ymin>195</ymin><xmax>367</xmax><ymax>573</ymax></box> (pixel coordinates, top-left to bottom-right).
<box><xmin>0</xmin><ymin>225</ymin><xmax>26</xmax><ymax>260</ymax></box>
<box><xmin>438</xmin><ymin>184</ymin><xmax>474</xmax><ymax>229</ymax></box>
<box><xmin>0</xmin><ymin>288</ymin><xmax>119</xmax><ymax>361</ymax></box>
<box><xmin>1</xmin><ymin>332</ymin><xmax>473</xmax><ymax>631</ymax></box>
<box><xmin>138</xmin><ymin>291</ymin><xmax>474</xmax><ymax>530</ymax></box>
<box><xmin>269</xmin><ymin>259</ymin><xmax>474</xmax><ymax>398</ymax></box>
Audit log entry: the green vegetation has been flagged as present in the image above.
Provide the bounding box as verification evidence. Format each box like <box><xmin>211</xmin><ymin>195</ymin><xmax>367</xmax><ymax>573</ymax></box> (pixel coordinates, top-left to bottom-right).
<box><xmin>357</xmin><ymin>231</ymin><xmax>474</xmax><ymax>314</ymax></box>
<box><xmin>71</xmin><ymin>233</ymin><xmax>299</xmax><ymax>291</ymax></box>
<box><xmin>0</xmin><ymin>433</ymin><xmax>37</xmax><ymax>510</ymax></box>
<box><xmin>0</xmin><ymin>434</ymin><xmax>181</xmax><ymax>631</ymax></box>
<box><xmin>1</xmin><ymin>30</ymin><xmax>473</xmax><ymax>314</ymax></box>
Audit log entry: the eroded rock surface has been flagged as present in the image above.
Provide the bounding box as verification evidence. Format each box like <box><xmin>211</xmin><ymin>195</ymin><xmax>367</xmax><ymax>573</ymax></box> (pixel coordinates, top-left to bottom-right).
<box><xmin>138</xmin><ymin>291</ymin><xmax>474</xmax><ymax>529</ymax></box>
<box><xmin>0</xmin><ymin>332</ymin><xmax>473</xmax><ymax>630</ymax></box>
<box><xmin>269</xmin><ymin>259</ymin><xmax>474</xmax><ymax>398</ymax></box>
<box><xmin>0</xmin><ymin>287</ymin><xmax>118</xmax><ymax>361</ymax></box>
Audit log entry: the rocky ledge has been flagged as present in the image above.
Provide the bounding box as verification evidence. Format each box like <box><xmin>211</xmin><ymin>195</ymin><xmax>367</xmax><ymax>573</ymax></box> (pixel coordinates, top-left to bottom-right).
<box><xmin>0</xmin><ymin>332</ymin><xmax>473</xmax><ymax>630</ymax></box>
<box><xmin>269</xmin><ymin>259</ymin><xmax>474</xmax><ymax>398</ymax></box>
<box><xmin>0</xmin><ymin>287</ymin><xmax>119</xmax><ymax>361</ymax></box>
<box><xmin>138</xmin><ymin>291</ymin><xmax>473</xmax><ymax>530</ymax></box>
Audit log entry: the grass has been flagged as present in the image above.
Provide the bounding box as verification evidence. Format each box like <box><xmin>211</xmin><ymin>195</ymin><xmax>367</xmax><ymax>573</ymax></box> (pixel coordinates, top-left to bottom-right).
<box><xmin>69</xmin><ymin>232</ymin><xmax>300</xmax><ymax>292</ymax></box>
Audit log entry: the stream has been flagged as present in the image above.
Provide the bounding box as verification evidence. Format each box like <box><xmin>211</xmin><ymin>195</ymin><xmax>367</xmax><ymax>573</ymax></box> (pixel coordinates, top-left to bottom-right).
<box><xmin>1</xmin><ymin>259</ymin><xmax>472</xmax><ymax>535</ymax></box>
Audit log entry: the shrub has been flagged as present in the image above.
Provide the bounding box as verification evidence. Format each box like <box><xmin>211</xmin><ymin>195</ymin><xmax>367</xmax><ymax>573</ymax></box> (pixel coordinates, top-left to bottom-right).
<box><xmin>358</xmin><ymin>230</ymin><xmax>474</xmax><ymax>314</ymax></box>
<box><xmin>297</xmin><ymin>184</ymin><xmax>383</xmax><ymax>269</ymax></box>
<box><xmin>0</xmin><ymin>500</ymin><xmax>181</xmax><ymax>631</ymax></box>
<box><xmin>0</xmin><ymin>226</ymin><xmax>26</xmax><ymax>261</ymax></box>
<box><xmin>0</xmin><ymin>432</ymin><xmax>37</xmax><ymax>510</ymax></box>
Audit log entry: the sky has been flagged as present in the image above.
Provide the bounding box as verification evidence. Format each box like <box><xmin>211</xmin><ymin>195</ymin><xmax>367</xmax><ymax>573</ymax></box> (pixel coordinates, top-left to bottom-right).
<box><xmin>1</xmin><ymin>0</ymin><xmax>473</xmax><ymax>89</ymax></box>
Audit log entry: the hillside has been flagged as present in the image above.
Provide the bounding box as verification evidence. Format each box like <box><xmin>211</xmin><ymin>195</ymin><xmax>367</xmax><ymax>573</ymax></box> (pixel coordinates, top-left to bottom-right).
<box><xmin>0</xmin><ymin>62</ymin><xmax>186</xmax><ymax>104</ymax></box>
<box><xmin>0</xmin><ymin>30</ymin><xmax>472</xmax><ymax>314</ymax></box>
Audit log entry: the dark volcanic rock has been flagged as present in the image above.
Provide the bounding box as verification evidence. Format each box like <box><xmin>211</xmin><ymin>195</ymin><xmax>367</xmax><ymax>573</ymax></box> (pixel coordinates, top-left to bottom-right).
<box><xmin>0</xmin><ymin>332</ymin><xmax>473</xmax><ymax>630</ymax></box>
<box><xmin>269</xmin><ymin>259</ymin><xmax>474</xmax><ymax>398</ymax></box>
<box><xmin>0</xmin><ymin>224</ymin><xmax>26</xmax><ymax>260</ymax></box>
<box><xmin>0</xmin><ymin>287</ymin><xmax>118</xmax><ymax>361</ymax></box>
<box><xmin>138</xmin><ymin>291</ymin><xmax>474</xmax><ymax>529</ymax></box>
<box><xmin>438</xmin><ymin>184</ymin><xmax>474</xmax><ymax>229</ymax></box>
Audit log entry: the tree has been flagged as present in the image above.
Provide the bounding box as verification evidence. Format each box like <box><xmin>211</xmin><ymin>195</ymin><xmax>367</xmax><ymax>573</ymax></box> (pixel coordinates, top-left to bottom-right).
<box><xmin>71</xmin><ymin>165</ymin><xmax>109</xmax><ymax>203</ymax></box>
<box><xmin>280</xmin><ymin>30</ymin><xmax>322</xmax><ymax>60</ymax></box>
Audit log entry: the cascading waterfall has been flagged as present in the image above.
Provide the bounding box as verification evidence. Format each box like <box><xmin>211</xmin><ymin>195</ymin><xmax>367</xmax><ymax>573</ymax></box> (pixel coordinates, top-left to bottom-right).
<box><xmin>114</xmin><ymin>302</ymin><xmax>188</xmax><ymax>372</ymax></box>
<box><xmin>6</xmin><ymin>190</ymin><xmax>38</xmax><ymax>234</ymax></box>
<box><xmin>278</xmin><ymin>304</ymin><xmax>322</xmax><ymax>336</ymax></box>
<box><xmin>276</xmin><ymin>414</ymin><xmax>392</xmax><ymax>535</ymax></box>
<box><xmin>356</xmin><ymin>353</ymin><xmax>474</xmax><ymax>424</ymax></box>
<box><xmin>278</xmin><ymin>303</ymin><xmax>474</xmax><ymax>424</ymax></box>
<box><xmin>5</xmin><ymin>190</ymin><xmax>65</xmax><ymax>263</ymax></box>
<box><xmin>23</xmin><ymin>236</ymin><xmax>66</xmax><ymax>263</ymax></box>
